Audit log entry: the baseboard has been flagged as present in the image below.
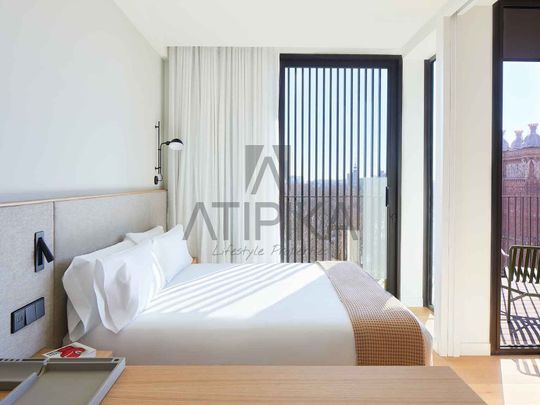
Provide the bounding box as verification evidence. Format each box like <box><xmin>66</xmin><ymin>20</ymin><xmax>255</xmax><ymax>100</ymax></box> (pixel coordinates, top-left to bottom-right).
<box><xmin>459</xmin><ymin>342</ymin><xmax>491</xmax><ymax>356</ymax></box>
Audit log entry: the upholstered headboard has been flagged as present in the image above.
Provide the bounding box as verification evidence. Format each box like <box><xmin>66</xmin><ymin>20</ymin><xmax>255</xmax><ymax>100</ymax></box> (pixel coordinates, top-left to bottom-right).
<box><xmin>0</xmin><ymin>190</ymin><xmax>167</xmax><ymax>358</ymax></box>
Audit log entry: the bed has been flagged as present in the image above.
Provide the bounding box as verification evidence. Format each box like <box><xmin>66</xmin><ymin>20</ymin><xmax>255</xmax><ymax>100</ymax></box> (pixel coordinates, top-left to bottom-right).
<box><xmin>78</xmin><ymin>262</ymin><xmax>432</xmax><ymax>365</ymax></box>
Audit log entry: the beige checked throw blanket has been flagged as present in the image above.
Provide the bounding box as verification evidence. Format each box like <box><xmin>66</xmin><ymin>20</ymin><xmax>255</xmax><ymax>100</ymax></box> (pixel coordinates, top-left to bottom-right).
<box><xmin>318</xmin><ymin>261</ymin><xmax>430</xmax><ymax>366</ymax></box>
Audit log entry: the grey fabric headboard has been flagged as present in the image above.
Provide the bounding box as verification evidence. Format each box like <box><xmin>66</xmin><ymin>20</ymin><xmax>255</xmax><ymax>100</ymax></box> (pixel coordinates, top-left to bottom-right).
<box><xmin>0</xmin><ymin>190</ymin><xmax>166</xmax><ymax>358</ymax></box>
<box><xmin>0</xmin><ymin>203</ymin><xmax>55</xmax><ymax>357</ymax></box>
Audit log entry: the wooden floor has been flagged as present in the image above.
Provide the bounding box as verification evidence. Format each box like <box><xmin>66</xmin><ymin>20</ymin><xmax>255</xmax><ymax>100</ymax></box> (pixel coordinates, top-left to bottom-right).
<box><xmin>103</xmin><ymin>366</ymin><xmax>484</xmax><ymax>404</ymax></box>
<box><xmin>500</xmin><ymin>279</ymin><xmax>540</xmax><ymax>347</ymax></box>
<box><xmin>410</xmin><ymin>307</ymin><xmax>540</xmax><ymax>405</ymax></box>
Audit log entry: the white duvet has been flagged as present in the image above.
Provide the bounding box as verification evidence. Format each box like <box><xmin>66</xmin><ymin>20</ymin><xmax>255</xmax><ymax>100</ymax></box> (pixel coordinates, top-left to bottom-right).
<box><xmin>80</xmin><ymin>262</ymin><xmax>358</xmax><ymax>365</ymax></box>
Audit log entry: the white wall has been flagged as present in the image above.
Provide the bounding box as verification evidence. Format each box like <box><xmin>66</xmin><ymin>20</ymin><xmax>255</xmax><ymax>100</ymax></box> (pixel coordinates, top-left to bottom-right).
<box><xmin>434</xmin><ymin>5</ymin><xmax>492</xmax><ymax>356</ymax></box>
<box><xmin>400</xmin><ymin>32</ymin><xmax>436</xmax><ymax>307</ymax></box>
<box><xmin>401</xmin><ymin>4</ymin><xmax>493</xmax><ymax>356</ymax></box>
<box><xmin>0</xmin><ymin>0</ymin><xmax>162</xmax><ymax>203</ymax></box>
<box><xmin>453</xmin><ymin>5</ymin><xmax>492</xmax><ymax>355</ymax></box>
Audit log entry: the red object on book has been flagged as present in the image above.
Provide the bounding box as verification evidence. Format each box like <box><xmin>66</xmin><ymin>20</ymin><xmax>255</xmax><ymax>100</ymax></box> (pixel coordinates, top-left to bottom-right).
<box><xmin>42</xmin><ymin>342</ymin><xmax>96</xmax><ymax>359</ymax></box>
<box><xmin>57</xmin><ymin>345</ymin><xmax>86</xmax><ymax>358</ymax></box>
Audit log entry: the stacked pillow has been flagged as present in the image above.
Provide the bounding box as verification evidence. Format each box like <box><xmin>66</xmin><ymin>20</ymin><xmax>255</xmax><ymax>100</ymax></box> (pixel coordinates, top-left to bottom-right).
<box><xmin>151</xmin><ymin>225</ymin><xmax>192</xmax><ymax>283</ymax></box>
<box><xmin>63</xmin><ymin>224</ymin><xmax>192</xmax><ymax>339</ymax></box>
<box><xmin>63</xmin><ymin>240</ymin><xmax>136</xmax><ymax>341</ymax></box>
<box><xmin>124</xmin><ymin>225</ymin><xmax>164</xmax><ymax>244</ymax></box>
<box><xmin>94</xmin><ymin>240</ymin><xmax>163</xmax><ymax>333</ymax></box>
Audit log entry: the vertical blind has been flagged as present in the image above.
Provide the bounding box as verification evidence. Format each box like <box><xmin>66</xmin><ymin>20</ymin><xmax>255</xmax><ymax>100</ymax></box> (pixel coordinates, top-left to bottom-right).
<box><xmin>280</xmin><ymin>65</ymin><xmax>388</xmax><ymax>270</ymax></box>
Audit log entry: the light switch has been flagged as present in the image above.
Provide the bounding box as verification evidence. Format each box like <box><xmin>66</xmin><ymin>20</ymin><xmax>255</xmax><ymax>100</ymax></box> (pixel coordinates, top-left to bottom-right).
<box><xmin>11</xmin><ymin>309</ymin><xmax>25</xmax><ymax>333</ymax></box>
<box><xmin>35</xmin><ymin>298</ymin><xmax>45</xmax><ymax>318</ymax></box>
<box><xmin>25</xmin><ymin>304</ymin><xmax>36</xmax><ymax>325</ymax></box>
<box><xmin>10</xmin><ymin>297</ymin><xmax>45</xmax><ymax>334</ymax></box>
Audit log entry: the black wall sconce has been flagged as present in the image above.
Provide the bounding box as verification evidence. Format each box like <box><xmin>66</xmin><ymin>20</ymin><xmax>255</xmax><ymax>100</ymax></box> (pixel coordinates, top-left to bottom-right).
<box><xmin>35</xmin><ymin>231</ymin><xmax>54</xmax><ymax>272</ymax></box>
<box><xmin>154</xmin><ymin>121</ymin><xmax>184</xmax><ymax>185</ymax></box>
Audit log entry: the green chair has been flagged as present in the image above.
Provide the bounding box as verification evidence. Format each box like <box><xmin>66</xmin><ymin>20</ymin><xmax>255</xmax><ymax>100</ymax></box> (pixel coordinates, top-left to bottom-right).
<box><xmin>505</xmin><ymin>245</ymin><xmax>540</xmax><ymax>322</ymax></box>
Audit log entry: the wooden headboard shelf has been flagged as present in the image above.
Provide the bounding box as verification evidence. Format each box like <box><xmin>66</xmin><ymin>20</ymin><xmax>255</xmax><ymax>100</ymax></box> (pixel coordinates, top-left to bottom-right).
<box><xmin>0</xmin><ymin>189</ymin><xmax>164</xmax><ymax>208</ymax></box>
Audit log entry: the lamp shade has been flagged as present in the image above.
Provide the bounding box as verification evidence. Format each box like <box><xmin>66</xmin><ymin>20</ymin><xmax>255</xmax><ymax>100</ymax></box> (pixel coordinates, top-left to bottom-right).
<box><xmin>167</xmin><ymin>138</ymin><xmax>184</xmax><ymax>151</ymax></box>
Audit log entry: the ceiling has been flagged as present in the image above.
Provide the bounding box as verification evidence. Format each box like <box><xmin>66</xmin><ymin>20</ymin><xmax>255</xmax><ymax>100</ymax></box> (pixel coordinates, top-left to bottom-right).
<box><xmin>113</xmin><ymin>0</ymin><xmax>450</xmax><ymax>57</ymax></box>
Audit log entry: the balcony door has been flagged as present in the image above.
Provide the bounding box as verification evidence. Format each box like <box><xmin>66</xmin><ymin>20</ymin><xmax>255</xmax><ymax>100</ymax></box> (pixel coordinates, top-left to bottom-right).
<box><xmin>278</xmin><ymin>55</ymin><xmax>401</xmax><ymax>296</ymax></box>
<box><xmin>493</xmin><ymin>1</ymin><xmax>540</xmax><ymax>353</ymax></box>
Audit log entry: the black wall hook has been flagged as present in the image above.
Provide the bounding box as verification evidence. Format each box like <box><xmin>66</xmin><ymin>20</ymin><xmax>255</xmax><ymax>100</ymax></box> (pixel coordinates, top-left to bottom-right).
<box><xmin>35</xmin><ymin>231</ymin><xmax>54</xmax><ymax>272</ymax></box>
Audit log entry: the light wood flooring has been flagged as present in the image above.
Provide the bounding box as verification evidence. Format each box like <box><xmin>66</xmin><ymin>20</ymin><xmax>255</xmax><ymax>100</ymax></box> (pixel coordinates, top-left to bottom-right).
<box><xmin>410</xmin><ymin>307</ymin><xmax>540</xmax><ymax>405</ymax></box>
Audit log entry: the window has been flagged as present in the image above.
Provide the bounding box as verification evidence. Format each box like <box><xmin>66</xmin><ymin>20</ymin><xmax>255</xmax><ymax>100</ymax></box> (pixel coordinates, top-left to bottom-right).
<box><xmin>279</xmin><ymin>55</ymin><xmax>401</xmax><ymax>294</ymax></box>
<box><xmin>424</xmin><ymin>56</ymin><xmax>436</xmax><ymax>310</ymax></box>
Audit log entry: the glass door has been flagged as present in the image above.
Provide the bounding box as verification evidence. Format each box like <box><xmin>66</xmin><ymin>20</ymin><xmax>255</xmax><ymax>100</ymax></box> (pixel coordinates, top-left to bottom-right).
<box><xmin>278</xmin><ymin>55</ymin><xmax>401</xmax><ymax>295</ymax></box>
<box><xmin>498</xmin><ymin>61</ymin><xmax>540</xmax><ymax>350</ymax></box>
<box><xmin>494</xmin><ymin>2</ymin><xmax>540</xmax><ymax>353</ymax></box>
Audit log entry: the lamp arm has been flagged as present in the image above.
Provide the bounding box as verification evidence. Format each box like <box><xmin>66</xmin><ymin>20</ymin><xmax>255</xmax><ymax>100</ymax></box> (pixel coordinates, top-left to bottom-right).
<box><xmin>155</xmin><ymin>142</ymin><xmax>170</xmax><ymax>170</ymax></box>
<box><xmin>156</xmin><ymin>145</ymin><xmax>163</xmax><ymax>171</ymax></box>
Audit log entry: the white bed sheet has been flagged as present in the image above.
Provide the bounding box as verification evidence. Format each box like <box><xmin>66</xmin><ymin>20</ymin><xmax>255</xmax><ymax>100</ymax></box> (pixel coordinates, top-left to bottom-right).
<box><xmin>80</xmin><ymin>262</ymin><xmax>357</xmax><ymax>365</ymax></box>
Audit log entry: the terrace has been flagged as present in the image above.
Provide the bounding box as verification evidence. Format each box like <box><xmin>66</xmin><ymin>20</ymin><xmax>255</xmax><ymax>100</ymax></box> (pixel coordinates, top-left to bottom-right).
<box><xmin>501</xmin><ymin>278</ymin><xmax>540</xmax><ymax>347</ymax></box>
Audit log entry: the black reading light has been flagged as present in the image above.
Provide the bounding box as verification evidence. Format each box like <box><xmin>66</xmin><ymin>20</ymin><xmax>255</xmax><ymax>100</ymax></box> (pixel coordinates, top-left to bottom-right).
<box><xmin>154</xmin><ymin>121</ymin><xmax>184</xmax><ymax>185</ymax></box>
<box><xmin>35</xmin><ymin>231</ymin><xmax>54</xmax><ymax>272</ymax></box>
<box><xmin>164</xmin><ymin>138</ymin><xmax>184</xmax><ymax>150</ymax></box>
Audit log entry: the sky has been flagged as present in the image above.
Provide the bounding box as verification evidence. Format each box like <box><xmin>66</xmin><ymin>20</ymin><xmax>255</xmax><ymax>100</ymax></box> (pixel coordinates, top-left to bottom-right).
<box><xmin>283</xmin><ymin>61</ymin><xmax>539</xmax><ymax>181</ymax></box>
<box><xmin>503</xmin><ymin>62</ymin><xmax>540</xmax><ymax>143</ymax></box>
<box><xmin>285</xmin><ymin>67</ymin><xmax>388</xmax><ymax>181</ymax></box>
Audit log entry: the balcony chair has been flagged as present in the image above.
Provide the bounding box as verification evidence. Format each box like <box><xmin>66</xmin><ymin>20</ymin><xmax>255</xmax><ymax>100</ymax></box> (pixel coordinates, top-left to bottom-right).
<box><xmin>505</xmin><ymin>245</ymin><xmax>540</xmax><ymax>322</ymax></box>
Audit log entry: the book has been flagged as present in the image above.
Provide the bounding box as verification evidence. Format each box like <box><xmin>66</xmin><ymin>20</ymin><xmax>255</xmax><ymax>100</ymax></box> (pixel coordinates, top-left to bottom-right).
<box><xmin>42</xmin><ymin>342</ymin><xmax>96</xmax><ymax>359</ymax></box>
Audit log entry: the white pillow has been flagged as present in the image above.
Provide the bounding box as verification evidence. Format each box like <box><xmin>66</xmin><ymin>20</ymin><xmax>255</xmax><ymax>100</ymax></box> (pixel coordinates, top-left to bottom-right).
<box><xmin>124</xmin><ymin>225</ymin><xmax>164</xmax><ymax>244</ymax></box>
<box><xmin>152</xmin><ymin>225</ymin><xmax>192</xmax><ymax>283</ymax></box>
<box><xmin>62</xmin><ymin>240</ymin><xmax>135</xmax><ymax>341</ymax></box>
<box><xmin>94</xmin><ymin>241</ymin><xmax>164</xmax><ymax>333</ymax></box>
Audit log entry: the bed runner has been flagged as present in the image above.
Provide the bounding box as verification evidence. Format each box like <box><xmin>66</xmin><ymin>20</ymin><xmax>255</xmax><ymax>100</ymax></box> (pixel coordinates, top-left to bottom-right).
<box><xmin>318</xmin><ymin>261</ymin><xmax>426</xmax><ymax>366</ymax></box>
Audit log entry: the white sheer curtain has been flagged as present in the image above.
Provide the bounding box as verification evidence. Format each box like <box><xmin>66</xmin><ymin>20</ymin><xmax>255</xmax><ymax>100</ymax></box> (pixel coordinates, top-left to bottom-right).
<box><xmin>167</xmin><ymin>47</ymin><xmax>280</xmax><ymax>263</ymax></box>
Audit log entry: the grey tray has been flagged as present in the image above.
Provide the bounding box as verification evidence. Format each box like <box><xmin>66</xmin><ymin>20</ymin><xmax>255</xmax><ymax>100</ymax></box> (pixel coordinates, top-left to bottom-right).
<box><xmin>0</xmin><ymin>357</ymin><xmax>125</xmax><ymax>405</ymax></box>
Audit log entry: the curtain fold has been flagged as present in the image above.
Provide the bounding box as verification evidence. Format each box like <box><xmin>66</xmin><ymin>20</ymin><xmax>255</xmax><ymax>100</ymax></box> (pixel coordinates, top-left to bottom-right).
<box><xmin>167</xmin><ymin>47</ymin><xmax>280</xmax><ymax>263</ymax></box>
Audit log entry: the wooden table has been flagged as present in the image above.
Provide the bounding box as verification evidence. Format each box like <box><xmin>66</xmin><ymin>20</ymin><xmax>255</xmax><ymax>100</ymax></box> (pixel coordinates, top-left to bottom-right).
<box><xmin>102</xmin><ymin>366</ymin><xmax>485</xmax><ymax>404</ymax></box>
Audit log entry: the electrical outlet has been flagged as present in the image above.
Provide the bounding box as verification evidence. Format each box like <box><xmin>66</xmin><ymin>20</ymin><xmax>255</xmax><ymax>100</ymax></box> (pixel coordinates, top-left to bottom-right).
<box><xmin>11</xmin><ymin>309</ymin><xmax>25</xmax><ymax>333</ymax></box>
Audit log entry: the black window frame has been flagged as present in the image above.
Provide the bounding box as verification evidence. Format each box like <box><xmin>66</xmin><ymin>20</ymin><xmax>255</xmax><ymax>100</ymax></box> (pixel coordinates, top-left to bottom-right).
<box><xmin>278</xmin><ymin>54</ymin><xmax>402</xmax><ymax>297</ymax></box>
<box><xmin>423</xmin><ymin>55</ymin><xmax>436</xmax><ymax>311</ymax></box>
<box><xmin>491</xmin><ymin>0</ymin><xmax>540</xmax><ymax>355</ymax></box>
